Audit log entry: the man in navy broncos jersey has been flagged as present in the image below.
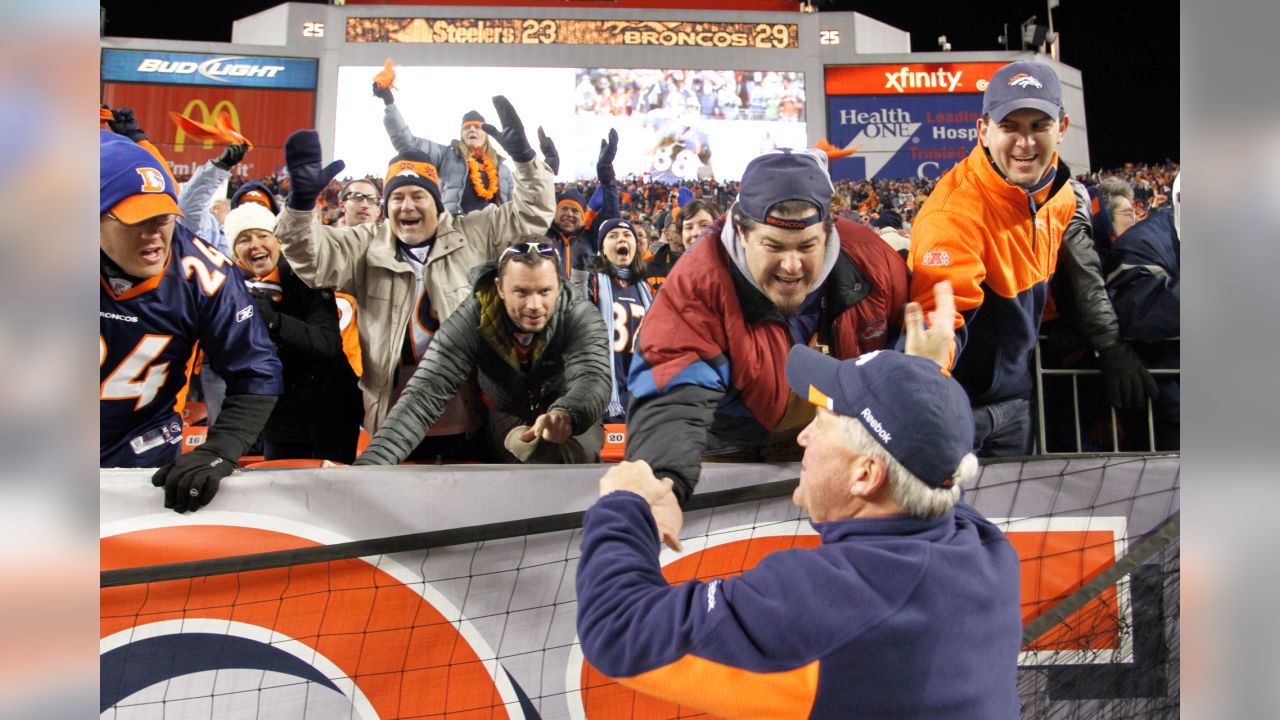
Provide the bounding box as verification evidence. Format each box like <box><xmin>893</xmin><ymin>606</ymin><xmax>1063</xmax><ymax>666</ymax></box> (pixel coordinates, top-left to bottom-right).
<box><xmin>99</xmin><ymin>130</ymin><xmax>281</xmax><ymax>513</ymax></box>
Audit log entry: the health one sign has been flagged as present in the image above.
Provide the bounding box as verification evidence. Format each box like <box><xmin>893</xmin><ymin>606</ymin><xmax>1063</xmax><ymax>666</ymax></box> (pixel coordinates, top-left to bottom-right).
<box><xmin>823</xmin><ymin>62</ymin><xmax>1005</xmax><ymax>181</ymax></box>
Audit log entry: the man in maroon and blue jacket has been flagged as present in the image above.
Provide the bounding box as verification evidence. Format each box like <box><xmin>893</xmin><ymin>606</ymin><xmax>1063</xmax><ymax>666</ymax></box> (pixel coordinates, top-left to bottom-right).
<box><xmin>577</xmin><ymin>340</ymin><xmax>1022</xmax><ymax>718</ymax></box>
<box><xmin>624</xmin><ymin>148</ymin><xmax>909</xmax><ymax>504</ymax></box>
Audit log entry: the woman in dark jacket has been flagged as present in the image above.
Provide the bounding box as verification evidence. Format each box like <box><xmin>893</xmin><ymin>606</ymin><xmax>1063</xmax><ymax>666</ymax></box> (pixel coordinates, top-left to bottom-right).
<box><xmin>224</xmin><ymin>203</ymin><xmax>363</xmax><ymax>462</ymax></box>
<box><xmin>585</xmin><ymin>218</ymin><xmax>653</xmax><ymax>424</ymax></box>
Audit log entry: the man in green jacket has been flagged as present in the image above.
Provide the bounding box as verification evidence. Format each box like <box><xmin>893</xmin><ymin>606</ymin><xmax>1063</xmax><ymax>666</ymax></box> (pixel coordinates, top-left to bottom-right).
<box><xmin>274</xmin><ymin>97</ymin><xmax>555</xmax><ymax>436</ymax></box>
<box><xmin>354</xmin><ymin>239</ymin><xmax>611</xmax><ymax>465</ymax></box>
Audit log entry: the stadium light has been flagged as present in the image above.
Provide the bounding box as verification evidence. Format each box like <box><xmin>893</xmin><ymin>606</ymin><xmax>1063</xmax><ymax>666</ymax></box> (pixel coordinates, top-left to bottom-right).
<box><xmin>938</xmin><ymin>35</ymin><xmax>952</xmax><ymax>52</ymax></box>
<box><xmin>1021</xmin><ymin>16</ymin><xmax>1049</xmax><ymax>50</ymax></box>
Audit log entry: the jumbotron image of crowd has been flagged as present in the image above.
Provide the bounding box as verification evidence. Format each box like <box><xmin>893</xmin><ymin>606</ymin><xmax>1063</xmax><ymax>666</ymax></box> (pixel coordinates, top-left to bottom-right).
<box><xmin>100</xmin><ymin>59</ymin><xmax>1179</xmax><ymax>717</ymax></box>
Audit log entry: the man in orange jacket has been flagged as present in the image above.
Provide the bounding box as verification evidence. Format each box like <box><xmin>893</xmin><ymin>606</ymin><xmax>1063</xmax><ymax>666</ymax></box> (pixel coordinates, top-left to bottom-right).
<box><xmin>909</xmin><ymin>60</ymin><xmax>1155</xmax><ymax>456</ymax></box>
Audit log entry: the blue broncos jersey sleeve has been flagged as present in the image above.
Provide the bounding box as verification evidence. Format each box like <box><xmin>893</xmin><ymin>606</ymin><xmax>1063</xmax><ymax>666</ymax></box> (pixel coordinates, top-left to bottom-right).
<box><xmin>100</xmin><ymin>225</ymin><xmax>281</xmax><ymax>467</ymax></box>
<box><xmin>199</xmin><ymin>258</ymin><xmax>283</xmax><ymax>396</ymax></box>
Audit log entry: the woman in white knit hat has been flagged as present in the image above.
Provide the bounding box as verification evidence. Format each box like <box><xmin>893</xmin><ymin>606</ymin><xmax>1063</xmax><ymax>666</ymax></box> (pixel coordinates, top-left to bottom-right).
<box><xmin>223</xmin><ymin>203</ymin><xmax>363</xmax><ymax>462</ymax></box>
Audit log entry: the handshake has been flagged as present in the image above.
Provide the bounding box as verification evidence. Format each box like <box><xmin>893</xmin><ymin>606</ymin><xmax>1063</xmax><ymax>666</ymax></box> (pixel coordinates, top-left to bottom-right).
<box><xmin>598</xmin><ymin>461</ymin><xmax>684</xmax><ymax>552</ymax></box>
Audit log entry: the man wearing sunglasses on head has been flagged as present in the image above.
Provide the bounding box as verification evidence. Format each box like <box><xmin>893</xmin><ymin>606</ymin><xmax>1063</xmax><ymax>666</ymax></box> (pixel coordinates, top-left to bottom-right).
<box><xmin>353</xmin><ymin>238</ymin><xmax>610</xmax><ymax>465</ymax></box>
<box><xmin>274</xmin><ymin>96</ymin><xmax>555</xmax><ymax>440</ymax></box>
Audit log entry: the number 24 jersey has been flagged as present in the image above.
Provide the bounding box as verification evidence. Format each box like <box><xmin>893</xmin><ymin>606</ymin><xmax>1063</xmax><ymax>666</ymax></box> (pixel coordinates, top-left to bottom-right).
<box><xmin>99</xmin><ymin>225</ymin><xmax>282</xmax><ymax>467</ymax></box>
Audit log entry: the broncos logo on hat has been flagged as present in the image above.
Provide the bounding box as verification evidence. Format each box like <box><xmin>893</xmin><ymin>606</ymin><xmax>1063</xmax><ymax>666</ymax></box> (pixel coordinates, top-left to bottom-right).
<box><xmin>135</xmin><ymin>168</ymin><xmax>167</xmax><ymax>193</ymax></box>
<box><xmin>1007</xmin><ymin>73</ymin><xmax>1044</xmax><ymax>89</ymax></box>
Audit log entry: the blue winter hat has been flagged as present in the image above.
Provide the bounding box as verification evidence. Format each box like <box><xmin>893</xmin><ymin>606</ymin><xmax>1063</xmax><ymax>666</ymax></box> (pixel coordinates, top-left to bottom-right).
<box><xmin>556</xmin><ymin>187</ymin><xmax>587</xmax><ymax>213</ymax></box>
<box><xmin>100</xmin><ymin>130</ymin><xmax>182</xmax><ymax>224</ymax></box>
<box><xmin>598</xmin><ymin>217</ymin><xmax>639</xmax><ymax>251</ymax></box>
<box><xmin>785</xmin><ymin>347</ymin><xmax>973</xmax><ymax>489</ymax></box>
<box><xmin>873</xmin><ymin>209</ymin><xmax>903</xmax><ymax>230</ymax></box>
<box><xmin>231</xmin><ymin>179</ymin><xmax>281</xmax><ymax>214</ymax></box>
<box><xmin>982</xmin><ymin>60</ymin><xmax>1063</xmax><ymax>123</ymax></box>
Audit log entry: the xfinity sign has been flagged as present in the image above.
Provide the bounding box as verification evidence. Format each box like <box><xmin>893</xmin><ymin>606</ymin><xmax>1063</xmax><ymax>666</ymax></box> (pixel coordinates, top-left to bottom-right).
<box><xmin>883</xmin><ymin>66</ymin><xmax>963</xmax><ymax>94</ymax></box>
<box><xmin>136</xmin><ymin>56</ymin><xmax>287</xmax><ymax>82</ymax></box>
<box><xmin>101</xmin><ymin>49</ymin><xmax>318</xmax><ymax>90</ymax></box>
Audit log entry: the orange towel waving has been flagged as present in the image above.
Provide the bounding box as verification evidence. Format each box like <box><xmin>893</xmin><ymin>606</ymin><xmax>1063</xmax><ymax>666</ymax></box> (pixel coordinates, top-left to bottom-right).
<box><xmin>814</xmin><ymin>138</ymin><xmax>859</xmax><ymax>160</ymax></box>
<box><xmin>373</xmin><ymin>58</ymin><xmax>397</xmax><ymax>90</ymax></box>
<box><xmin>169</xmin><ymin>110</ymin><xmax>253</xmax><ymax>148</ymax></box>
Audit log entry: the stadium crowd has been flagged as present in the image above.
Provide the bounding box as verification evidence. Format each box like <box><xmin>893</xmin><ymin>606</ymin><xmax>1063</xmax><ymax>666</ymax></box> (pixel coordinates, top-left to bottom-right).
<box><xmin>575</xmin><ymin>68</ymin><xmax>806</xmax><ymax>122</ymax></box>
<box><xmin>101</xmin><ymin>59</ymin><xmax>1178</xmax><ymax>516</ymax></box>
<box><xmin>197</xmin><ymin>160</ymin><xmax>1177</xmax><ymax>248</ymax></box>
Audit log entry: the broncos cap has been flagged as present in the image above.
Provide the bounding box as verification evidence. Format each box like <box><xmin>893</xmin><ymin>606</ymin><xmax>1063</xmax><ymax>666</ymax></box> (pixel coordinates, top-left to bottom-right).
<box><xmin>785</xmin><ymin>347</ymin><xmax>973</xmax><ymax>489</ymax></box>
<box><xmin>982</xmin><ymin>60</ymin><xmax>1063</xmax><ymax>123</ymax></box>
<box><xmin>100</xmin><ymin>130</ymin><xmax>183</xmax><ymax>224</ymax></box>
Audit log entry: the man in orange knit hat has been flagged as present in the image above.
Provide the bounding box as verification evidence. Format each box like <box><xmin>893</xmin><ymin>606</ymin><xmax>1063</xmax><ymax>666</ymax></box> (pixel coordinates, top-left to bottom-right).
<box><xmin>274</xmin><ymin>97</ymin><xmax>554</xmax><ymax>445</ymax></box>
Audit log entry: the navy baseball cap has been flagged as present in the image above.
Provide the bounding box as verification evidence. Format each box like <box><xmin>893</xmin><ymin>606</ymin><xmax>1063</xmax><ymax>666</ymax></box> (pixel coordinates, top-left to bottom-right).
<box><xmin>982</xmin><ymin>60</ymin><xmax>1063</xmax><ymax>123</ymax></box>
<box><xmin>100</xmin><ymin>129</ymin><xmax>182</xmax><ymax>224</ymax></box>
<box><xmin>737</xmin><ymin>148</ymin><xmax>833</xmax><ymax>230</ymax></box>
<box><xmin>785</xmin><ymin>346</ymin><xmax>973</xmax><ymax>489</ymax></box>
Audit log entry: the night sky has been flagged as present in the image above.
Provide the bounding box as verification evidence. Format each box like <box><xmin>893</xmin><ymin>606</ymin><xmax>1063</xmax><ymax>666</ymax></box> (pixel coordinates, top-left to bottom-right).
<box><xmin>99</xmin><ymin>0</ymin><xmax>1177</xmax><ymax>170</ymax></box>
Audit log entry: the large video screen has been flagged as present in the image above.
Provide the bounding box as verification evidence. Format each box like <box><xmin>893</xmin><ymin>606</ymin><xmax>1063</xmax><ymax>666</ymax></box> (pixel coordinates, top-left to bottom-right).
<box><xmin>334</xmin><ymin>65</ymin><xmax>807</xmax><ymax>182</ymax></box>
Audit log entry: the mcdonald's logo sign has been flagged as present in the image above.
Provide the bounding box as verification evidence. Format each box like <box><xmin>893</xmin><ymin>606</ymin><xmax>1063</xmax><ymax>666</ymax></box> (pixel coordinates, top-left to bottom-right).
<box><xmin>173</xmin><ymin>99</ymin><xmax>240</xmax><ymax>152</ymax></box>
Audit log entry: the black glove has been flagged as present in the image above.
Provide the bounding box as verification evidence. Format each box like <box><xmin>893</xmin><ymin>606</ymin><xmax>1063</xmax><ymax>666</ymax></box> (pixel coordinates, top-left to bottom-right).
<box><xmin>371</xmin><ymin>81</ymin><xmax>394</xmax><ymax>107</ymax></box>
<box><xmin>284</xmin><ymin>130</ymin><xmax>346</xmax><ymax>211</ymax></box>
<box><xmin>480</xmin><ymin>95</ymin><xmax>535</xmax><ymax>163</ymax></box>
<box><xmin>151</xmin><ymin>449</ymin><xmax>236</xmax><ymax>513</ymax></box>
<box><xmin>1040</xmin><ymin>318</ymin><xmax>1088</xmax><ymax>365</ymax></box>
<box><xmin>1097</xmin><ymin>343</ymin><xmax>1159</xmax><ymax>410</ymax></box>
<box><xmin>108</xmin><ymin>107</ymin><xmax>148</xmax><ymax>143</ymax></box>
<box><xmin>597</xmin><ymin>128</ymin><xmax>618</xmax><ymax>186</ymax></box>
<box><xmin>537</xmin><ymin>127</ymin><xmax>560</xmax><ymax>175</ymax></box>
<box><xmin>213</xmin><ymin>143</ymin><xmax>249</xmax><ymax>171</ymax></box>
<box><xmin>250</xmin><ymin>291</ymin><xmax>280</xmax><ymax>334</ymax></box>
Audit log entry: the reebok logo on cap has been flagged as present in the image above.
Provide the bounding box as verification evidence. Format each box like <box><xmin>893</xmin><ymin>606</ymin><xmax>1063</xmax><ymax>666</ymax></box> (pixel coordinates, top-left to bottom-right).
<box><xmin>785</xmin><ymin>346</ymin><xmax>975</xmax><ymax>490</ymax></box>
<box><xmin>860</xmin><ymin>407</ymin><xmax>892</xmax><ymax>443</ymax></box>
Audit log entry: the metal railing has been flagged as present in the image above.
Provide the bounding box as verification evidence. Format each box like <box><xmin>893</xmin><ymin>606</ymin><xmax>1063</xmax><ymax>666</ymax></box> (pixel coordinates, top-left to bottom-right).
<box><xmin>1033</xmin><ymin>340</ymin><xmax>1179</xmax><ymax>454</ymax></box>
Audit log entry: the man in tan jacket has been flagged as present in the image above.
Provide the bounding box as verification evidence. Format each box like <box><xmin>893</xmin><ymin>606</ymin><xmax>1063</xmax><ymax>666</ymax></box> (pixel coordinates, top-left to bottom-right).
<box><xmin>274</xmin><ymin>97</ymin><xmax>555</xmax><ymax>436</ymax></box>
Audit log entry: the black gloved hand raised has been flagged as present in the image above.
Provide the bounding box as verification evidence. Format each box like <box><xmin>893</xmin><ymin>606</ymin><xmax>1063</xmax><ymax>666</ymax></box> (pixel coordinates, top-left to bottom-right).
<box><xmin>479</xmin><ymin>95</ymin><xmax>536</xmax><ymax>163</ymax></box>
<box><xmin>151</xmin><ymin>449</ymin><xmax>236</xmax><ymax>514</ymax></box>
<box><xmin>214</xmin><ymin>143</ymin><xmax>249</xmax><ymax>171</ymax></box>
<box><xmin>284</xmin><ymin>130</ymin><xmax>346</xmax><ymax>212</ymax></box>
<box><xmin>1097</xmin><ymin>343</ymin><xmax>1159</xmax><ymax>410</ymax></box>
<box><xmin>371</xmin><ymin>81</ymin><xmax>394</xmax><ymax>107</ymax></box>
<box><xmin>596</xmin><ymin>128</ymin><xmax>619</xmax><ymax>185</ymax></box>
<box><xmin>108</xmin><ymin>107</ymin><xmax>148</xmax><ymax>143</ymax></box>
<box><xmin>537</xmin><ymin>127</ymin><xmax>560</xmax><ymax>175</ymax></box>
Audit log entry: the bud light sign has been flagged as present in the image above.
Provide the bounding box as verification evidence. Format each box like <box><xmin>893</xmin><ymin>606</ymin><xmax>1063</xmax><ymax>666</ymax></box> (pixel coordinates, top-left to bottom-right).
<box><xmin>102</xmin><ymin>49</ymin><xmax>318</xmax><ymax>90</ymax></box>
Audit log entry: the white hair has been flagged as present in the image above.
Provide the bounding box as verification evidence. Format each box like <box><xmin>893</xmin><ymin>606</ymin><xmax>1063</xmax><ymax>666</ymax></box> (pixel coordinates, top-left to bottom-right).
<box><xmin>838</xmin><ymin>416</ymin><xmax>978</xmax><ymax>519</ymax></box>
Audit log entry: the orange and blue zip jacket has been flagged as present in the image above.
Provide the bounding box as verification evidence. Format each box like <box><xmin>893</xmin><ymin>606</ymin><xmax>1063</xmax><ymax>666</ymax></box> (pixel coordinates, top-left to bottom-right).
<box><xmin>576</xmin><ymin>491</ymin><xmax>1023</xmax><ymax>719</ymax></box>
<box><xmin>908</xmin><ymin>144</ymin><xmax>1077</xmax><ymax>406</ymax></box>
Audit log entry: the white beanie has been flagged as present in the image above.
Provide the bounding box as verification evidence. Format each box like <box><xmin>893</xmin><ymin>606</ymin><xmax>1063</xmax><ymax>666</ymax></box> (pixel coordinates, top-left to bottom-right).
<box><xmin>223</xmin><ymin>202</ymin><xmax>278</xmax><ymax>246</ymax></box>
